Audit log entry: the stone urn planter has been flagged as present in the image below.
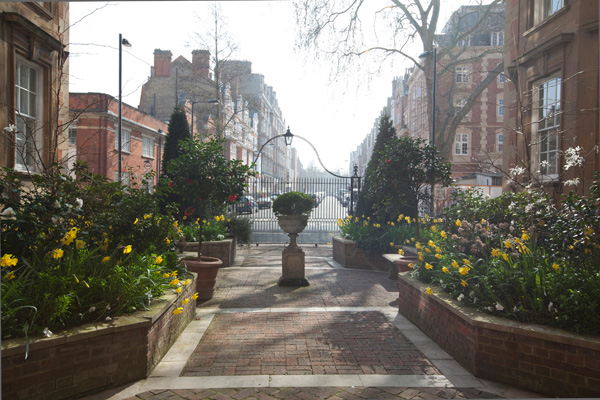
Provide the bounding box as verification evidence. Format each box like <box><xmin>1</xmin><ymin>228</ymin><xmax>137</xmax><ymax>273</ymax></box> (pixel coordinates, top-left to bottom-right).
<box><xmin>272</xmin><ymin>192</ymin><xmax>314</xmax><ymax>287</ymax></box>
<box><xmin>180</xmin><ymin>256</ymin><xmax>223</xmax><ymax>300</ymax></box>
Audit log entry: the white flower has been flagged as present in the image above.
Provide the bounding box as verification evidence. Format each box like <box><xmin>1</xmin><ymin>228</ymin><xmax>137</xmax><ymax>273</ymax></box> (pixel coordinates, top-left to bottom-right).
<box><xmin>509</xmin><ymin>166</ymin><xmax>526</xmax><ymax>177</ymax></box>
<box><xmin>216</xmin><ymin>234</ymin><xmax>225</xmax><ymax>240</ymax></box>
<box><xmin>42</xmin><ymin>327</ymin><xmax>53</xmax><ymax>338</ymax></box>
<box><xmin>564</xmin><ymin>178</ymin><xmax>580</xmax><ymax>187</ymax></box>
<box><xmin>457</xmin><ymin>294</ymin><xmax>465</xmax><ymax>302</ymax></box>
<box><xmin>75</xmin><ymin>198</ymin><xmax>83</xmax><ymax>210</ymax></box>
<box><xmin>106</xmin><ymin>304</ymin><xmax>111</xmax><ymax>311</ymax></box>
<box><xmin>525</xmin><ymin>204</ymin><xmax>534</xmax><ymax>213</ymax></box>
<box><xmin>54</xmin><ymin>200</ymin><xmax>61</xmax><ymax>208</ymax></box>
<box><xmin>488</xmin><ymin>306</ymin><xmax>494</xmax><ymax>312</ymax></box>
<box><xmin>564</xmin><ymin>146</ymin><xmax>584</xmax><ymax>170</ymax></box>
<box><xmin>105</xmin><ymin>316</ymin><xmax>112</xmax><ymax>321</ymax></box>
<box><xmin>88</xmin><ymin>306</ymin><xmax>96</xmax><ymax>313</ymax></box>
<box><xmin>3</xmin><ymin>124</ymin><xmax>16</xmax><ymax>133</ymax></box>
<box><xmin>1</xmin><ymin>207</ymin><xmax>14</xmax><ymax>216</ymax></box>
<box><xmin>495</xmin><ymin>302</ymin><xmax>504</xmax><ymax>311</ymax></box>
<box><xmin>513</xmin><ymin>306</ymin><xmax>518</xmax><ymax>312</ymax></box>
<box><xmin>548</xmin><ymin>302</ymin><xmax>553</xmax><ymax>312</ymax></box>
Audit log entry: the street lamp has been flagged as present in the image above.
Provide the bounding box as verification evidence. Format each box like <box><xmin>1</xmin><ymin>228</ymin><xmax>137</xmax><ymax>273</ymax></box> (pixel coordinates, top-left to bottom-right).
<box><xmin>190</xmin><ymin>99</ymin><xmax>218</xmax><ymax>135</ymax></box>
<box><xmin>118</xmin><ymin>34</ymin><xmax>131</xmax><ymax>184</ymax></box>
<box><xmin>419</xmin><ymin>47</ymin><xmax>437</xmax><ymax>214</ymax></box>
<box><xmin>253</xmin><ymin>126</ymin><xmax>294</xmax><ymax>165</ymax></box>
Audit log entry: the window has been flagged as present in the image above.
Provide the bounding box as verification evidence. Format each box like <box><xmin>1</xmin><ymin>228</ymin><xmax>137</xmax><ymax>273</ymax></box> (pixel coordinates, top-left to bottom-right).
<box><xmin>534</xmin><ymin>75</ymin><xmax>562</xmax><ymax>177</ymax></box>
<box><xmin>114</xmin><ymin>129</ymin><xmax>131</xmax><ymax>152</ymax></box>
<box><xmin>457</xmin><ymin>35</ymin><xmax>472</xmax><ymax>47</ymax></box>
<box><xmin>456</xmin><ymin>67</ymin><xmax>470</xmax><ymax>83</ymax></box>
<box><xmin>498</xmin><ymin>72</ymin><xmax>505</xmax><ymax>83</ymax></box>
<box><xmin>68</xmin><ymin>126</ymin><xmax>77</xmax><ymax>146</ymax></box>
<box><xmin>497</xmin><ymin>134</ymin><xmax>504</xmax><ymax>152</ymax></box>
<box><xmin>142</xmin><ymin>136</ymin><xmax>154</xmax><ymax>158</ymax></box>
<box><xmin>491</xmin><ymin>31</ymin><xmax>504</xmax><ymax>46</ymax></box>
<box><xmin>114</xmin><ymin>171</ymin><xmax>130</xmax><ymax>186</ymax></box>
<box><xmin>498</xmin><ymin>98</ymin><xmax>504</xmax><ymax>116</ymax></box>
<box><xmin>15</xmin><ymin>59</ymin><xmax>41</xmax><ymax>170</ymax></box>
<box><xmin>534</xmin><ymin>0</ymin><xmax>565</xmax><ymax>25</ymax></box>
<box><xmin>454</xmin><ymin>133</ymin><xmax>469</xmax><ymax>155</ymax></box>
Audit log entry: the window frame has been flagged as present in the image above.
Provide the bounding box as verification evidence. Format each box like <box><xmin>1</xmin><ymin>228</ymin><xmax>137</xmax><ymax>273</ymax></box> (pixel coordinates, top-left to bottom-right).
<box><xmin>497</xmin><ymin>133</ymin><xmax>504</xmax><ymax>152</ymax></box>
<box><xmin>454</xmin><ymin>133</ymin><xmax>469</xmax><ymax>156</ymax></box>
<box><xmin>14</xmin><ymin>57</ymin><xmax>42</xmax><ymax>172</ymax></box>
<box><xmin>491</xmin><ymin>31</ymin><xmax>505</xmax><ymax>46</ymax></box>
<box><xmin>532</xmin><ymin>73</ymin><xmax>562</xmax><ymax>180</ymax></box>
<box><xmin>455</xmin><ymin>66</ymin><xmax>470</xmax><ymax>83</ymax></box>
<box><xmin>142</xmin><ymin>135</ymin><xmax>154</xmax><ymax>158</ymax></box>
<box><xmin>533</xmin><ymin>0</ymin><xmax>565</xmax><ymax>26</ymax></box>
<box><xmin>114</xmin><ymin>128</ymin><xmax>131</xmax><ymax>153</ymax></box>
<box><xmin>498</xmin><ymin>98</ymin><xmax>504</xmax><ymax>117</ymax></box>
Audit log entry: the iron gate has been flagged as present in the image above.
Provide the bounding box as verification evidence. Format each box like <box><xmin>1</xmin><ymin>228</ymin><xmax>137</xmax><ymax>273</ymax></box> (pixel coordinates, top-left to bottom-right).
<box><xmin>238</xmin><ymin>175</ymin><xmax>360</xmax><ymax>244</ymax></box>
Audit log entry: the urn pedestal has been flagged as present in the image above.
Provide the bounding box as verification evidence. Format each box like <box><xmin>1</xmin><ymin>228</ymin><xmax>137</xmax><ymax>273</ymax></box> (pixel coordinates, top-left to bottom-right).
<box><xmin>277</xmin><ymin>215</ymin><xmax>309</xmax><ymax>287</ymax></box>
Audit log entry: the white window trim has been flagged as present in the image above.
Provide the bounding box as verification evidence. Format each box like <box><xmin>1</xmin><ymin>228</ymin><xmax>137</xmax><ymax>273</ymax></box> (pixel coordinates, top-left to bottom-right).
<box><xmin>456</xmin><ymin>66</ymin><xmax>470</xmax><ymax>83</ymax></box>
<box><xmin>498</xmin><ymin>98</ymin><xmax>504</xmax><ymax>117</ymax></box>
<box><xmin>497</xmin><ymin>133</ymin><xmax>504</xmax><ymax>152</ymax></box>
<box><xmin>14</xmin><ymin>57</ymin><xmax>43</xmax><ymax>172</ymax></box>
<box><xmin>491</xmin><ymin>31</ymin><xmax>505</xmax><ymax>46</ymax></box>
<box><xmin>532</xmin><ymin>73</ymin><xmax>562</xmax><ymax>181</ymax></box>
<box><xmin>142</xmin><ymin>135</ymin><xmax>154</xmax><ymax>158</ymax></box>
<box><xmin>454</xmin><ymin>133</ymin><xmax>470</xmax><ymax>156</ymax></box>
<box><xmin>115</xmin><ymin>128</ymin><xmax>131</xmax><ymax>153</ymax></box>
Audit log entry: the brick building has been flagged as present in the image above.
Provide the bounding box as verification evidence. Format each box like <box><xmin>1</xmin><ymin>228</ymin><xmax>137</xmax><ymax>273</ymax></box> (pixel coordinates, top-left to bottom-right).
<box><xmin>503</xmin><ymin>0</ymin><xmax>599</xmax><ymax>198</ymax></box>
<box><xmin>70</xmin><ymin>93</ymin><xmax>167</xmax><ymax>190</ymax></box>
<box><xmin>0</xmin><ymin>2</ymin><xmax>69</xmax><ymax>175</ymax></box>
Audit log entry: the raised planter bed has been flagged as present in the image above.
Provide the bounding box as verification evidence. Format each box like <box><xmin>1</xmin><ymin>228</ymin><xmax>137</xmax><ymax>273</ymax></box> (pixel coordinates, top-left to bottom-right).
<box><xmin>397</xmin><ymin>272</ymin><xmax>600</xmax><ymax>398</ymax></box>
<box><xmin>1</xmin><ymin>274</ymin><xmax>197</xmax><ymax>400</ymax></box>
<box><xmin>332</xmin><ymin>237</ymin><xmax>389</xmax><ymax>271</ymax></box>
<box><xmin>181</xmin><ymin>238</ymin><xmax>236</xmax><ymax>267</ymax></box>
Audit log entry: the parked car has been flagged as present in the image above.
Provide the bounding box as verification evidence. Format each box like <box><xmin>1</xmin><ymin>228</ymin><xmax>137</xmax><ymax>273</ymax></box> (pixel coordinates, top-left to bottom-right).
<box><xmin>257</xmin><ymin>197</ymin><xmax>272</xmax><ymax>209</ymax></box>
<box><xmin>234</xmin><ymin>196</ymin><xmax>256</xmax><ymax>214</ymax></box>
<box><xmin>309</xmin><ymin>193</ymin><xmax>320</xmax><ymax>207</ymax></box>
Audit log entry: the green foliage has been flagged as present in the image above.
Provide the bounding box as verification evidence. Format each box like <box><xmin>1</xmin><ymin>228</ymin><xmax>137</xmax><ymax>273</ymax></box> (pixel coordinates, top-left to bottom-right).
<box><xmin>0</xmin><ymin>163</ymin><xmax>186</xmax><ymax>340</ymax></box>
<box><xmin>162</xmin><ymin>106</ymin><xmax>192</xmax><ymax>176</ymax></box>
<box><xmin>408</xmin><ymin>176</ymin><xmax>600</xmax><ymax>335</ymax></box>
<box><xmin>356</xmin><ymin>113</ymin><xmax>396</xmax><ymax>219</ymax></box>
<box><xmin>160</xmin><ymin>135</ymin><xmax>256</xmax><ymax>257</ymax></box>
<box><xmin>180</xmin><ymin>215</ymin><xmax>228</xmax><ymax>242</ymax></box>
<box><xmin>224</xmin><ymin>215</ymin><xmax>253</xmax><ymax>244</ymax></box>
<box><xmin>272</xmin><ymin>191</ymin><xmax>314</xmax><ymax>215</ymax></box>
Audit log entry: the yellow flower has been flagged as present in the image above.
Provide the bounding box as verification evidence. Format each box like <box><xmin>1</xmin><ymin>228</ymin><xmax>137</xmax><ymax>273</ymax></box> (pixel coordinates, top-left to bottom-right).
<box><xmin>415</xmin><ymin>243</ymin><xmax>423</xmax><ymax>250</ymax></box>
<box><xmin>173</xmin><ymin>307</ymin><xmax>183</xmax><ymax>315</ymax></box>
<box><xmin>451</xmin><ymin>260</ymin><xmax>459</xmax><ymax>268</ymax></box>
<box><xmin>459</xmin><ymin>266</ymin><xmax>469</xmax><ymax>275</ymax></box>
<box><xmin>123</xmin><ymin>245</ymin><xmax>132</xmax><ymax>254</ymax></box>
<box><xmin>442</xmin><ymin>266</ymin><xmax>449</xmax><ymax>274</ymax></box>
<box><xmin>155</xmin><ymin>256</ymin><xmax>164</xmax><ymax>264</ymax></box>
<box><xmin>552</xmin><ymin>263</ymin><xmax>561</xmax><ymax>272</ymax></box>
<box><xmin>52</xmin><ymin>248</ymin><xmax>64</xmax><ymax>259</ymax></box>
<box><xmin>144</xmin><ymin>214</ymin><xmax>151</xmax><ymax>219</ymax></box>
<box><xmin>411</xmin><ymin>237</ymin><xmax>416</xmax><ymax>242</ymax></box>
<box><xmin>171</xmin><ymin>271</ymin><xmax>178</xmax><ymax>277</ymax></box>
<box><xmin>398</xmin><ymin>249</ymin><xmax>404</xmax><ymax>256</ymax></box>
<box><xmin>435</xmin><ymin>253</ymin><xmax>442</xmax><ymax>259</ymax></box>
<box><xmin>184</xmin><ymin>278</ymin><xmax>192</xmax><ymax>286</ymax></box>
<box><xmin>418</xmin><ymin>252</ymin><xmax>424</xmax><ymax>262</ymax></box>
<box><xmin>405</xmin><ymin>216</ymin><xmax>411</xmax><ymax>224</ymax></box>
<box><xmin>408</xmin><ymin>263</ymin><xmax>414</xmax><ymax>269</ymax></box>
<box><xmin>73</xmin><ymin>274</ymin><xmax>79</xmax><ymax>283</ymax></box>
<box><xmin>456</xmin><ymin>219</ymin><xmax>462</xmax><ymax>227</ymax></box>
<box><xmin>428</xmin><ymin>240</ymin><xmax>435</xmax><ymax>247</ymax></box>
<box><xmin>76</xmin><ymin>240</ymin><xmax>86</xmax><ymax>250</ymax></box>
<box><xmin>390</xmin><ymin>222</ymin><xmax>395</xmax><ymax>226</ymax></box>
<box><xmin>519</xmin><ymin>244</ymin><xmax>530</xmax><ymax>255</ymax></box>
<box><xmin>390</xmin><ymin>242</ymin><xmax>394</xmax><ymax>247</ymax></box>
<box><xmin>502</xmin><ymin>253</ymin><xmax>509</xmax><ymax>262</ymax></box>
<box><xmin>462</xmin><ymin>259</ymin><xmax>470</xmax><ymax>265</ymax></box>
<box><xmin>170</xmin><ymin>279</ymin><xmax>180</xmax><ymax>286</ymax></box>
<box><xmin>192</xmin><ymin>292</ymin><xmax>199</xmax><ymax>300</ymax></box>
<box><xmin>425</xmin><ymin>263</ymin><xmax>433</xmax><ymax>270</ymax></box>
<box><xmin>491</xmin><ymin>248</ymin><xmax>502</xmax><ymax>257</ymax></box>
<box><xmin>102</xmin><ymin>256</ymin><xmax>111</xmax><ymax>263</ymax></box>
<box><xmin>176</xmin><ymin>287</ymin><xmax>182</xmax><ymax>293</ymax></box>
<box><xmin>504</xmin><ymin>240</ymin><xmax>513</xmax><ymax>249</ymax></box>
<box><xmin>425</xmin><ymin>287</ymin><xmax>433</xmax><ymax>295</ymax></box>
<box><xmin>134</xmin><ymin>218</ymin><xmax>139</xmax><ymax>225</ymax></box>
<box><xmin>521</xmin><ymin>232</ymin><xmax>530</xmax><ymax>241</ymax></box>
<box><xmin>435</xmin><ymin>247</ymin><xmax>442</xmax><ymax>253</ymax></box>
<box><xmin>431</xmin><ymin>225</ymin><xmax>437</xmax><ymax>233</ymax></box>
<box><xmin>1</xmin><ymin>254</ymin><xmax>18</xmax><ymax>268</ymax></box>
<box><xmin>83</xmin><ymin>281</ymin><xmax>90</xmax><ymax>288</ymax></box>
<box><xmin>461</xmin><ymin>280</ymin><xmax>468</xmax><ymax>287</ymax></box>
<box><xmin>405</xmin><ymin>239</ymin><xmax>410</xmax><ymax>244</ymax></box>
<box><xmin>4</xmin><ymin>271</ymin><xmax>16</xmax><ymax>281</ymax></box>
<box><xmin>327</xmin><ymin>242</ymin><xmax>331</xmax><ymax>245</ymax></box>
<box><xmin>182</xmin><ymin>298</ymin><xmax>189</xmax><ymax>305</ymax></box>
<box><xmin>425</xmin><ymin>248</ymin><xmax>432</xmax><ymax>253</ymax></box>
<box><xmin>584</xmin><ymin>226</ymin><xmax>594</xmax><ymax>236</ymax></box>
<box><xmin>440</xmin><ymin>231</ymin><xmax>447</xmax><ymax>238</ymax></box>
<box><xmin>165</xmin><ymin>238</ymin><xmax>171</xmax><ymax>244</ymax></box>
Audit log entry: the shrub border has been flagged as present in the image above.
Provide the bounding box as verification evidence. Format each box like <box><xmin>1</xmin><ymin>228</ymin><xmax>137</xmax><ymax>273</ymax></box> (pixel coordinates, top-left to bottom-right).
<box><xmin>1</xmin><ymin>273</ymin><xmax>197</xmax><ymax>400</ymax></box>
<box><xmin>397</xmin><ymin>272</ymin><xmax>600</xmax><ymax>397</ymax></box>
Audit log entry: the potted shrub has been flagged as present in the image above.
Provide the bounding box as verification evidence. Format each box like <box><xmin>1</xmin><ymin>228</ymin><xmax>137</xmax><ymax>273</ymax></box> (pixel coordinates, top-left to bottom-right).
<box><xmin>272</xmin><ymin>192</ymin><xmax>313</xmax><ymax>286</ymax></box>
<box><xmin>162</xmin><ymin>135</ymin><xmax>255</xmax><ymax>299</ymax></box>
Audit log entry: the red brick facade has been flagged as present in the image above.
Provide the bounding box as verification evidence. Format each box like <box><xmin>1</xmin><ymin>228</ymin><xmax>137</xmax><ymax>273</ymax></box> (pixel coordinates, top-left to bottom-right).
<box><xmin>69</xmin><ymin>93</ymin><xmax>167</xmax><ymax>187</ymax></box>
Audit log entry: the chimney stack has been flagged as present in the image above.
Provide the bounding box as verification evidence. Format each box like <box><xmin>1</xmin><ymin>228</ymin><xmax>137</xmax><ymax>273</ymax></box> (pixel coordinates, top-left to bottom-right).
<box><xmin>192</xmin><ymin>49</ymin><xmax>211</xmax><ymax>79</ymax></box>
<box><xmin>153</xmin><ymin>49</ymin><xmax>172</xmax><ymax>78</ymax></box>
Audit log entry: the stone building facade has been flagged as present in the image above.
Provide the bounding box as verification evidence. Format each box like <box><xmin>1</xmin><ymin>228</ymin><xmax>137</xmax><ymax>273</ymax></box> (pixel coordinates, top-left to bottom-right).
<box><xmin>503</xmin><ymin>0</ymin><xmax>599</xmax><ymax>198</ymax></box>
<box><xmin>70</xmin><ymin>93</ymin><xmax>167</xmax><ymax>189</ymax></box>
<box><xmin>0</xmin><ymin>2</ymin><xmax>69</xmax><ymax>175</ymax></box>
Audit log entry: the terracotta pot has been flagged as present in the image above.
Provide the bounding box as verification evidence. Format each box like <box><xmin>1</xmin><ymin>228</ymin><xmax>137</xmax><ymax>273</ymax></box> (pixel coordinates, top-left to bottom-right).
<box><xmin>180</xmin><ymin>256</ymin><xmax>223</xmax><ymax>300</ymax></box>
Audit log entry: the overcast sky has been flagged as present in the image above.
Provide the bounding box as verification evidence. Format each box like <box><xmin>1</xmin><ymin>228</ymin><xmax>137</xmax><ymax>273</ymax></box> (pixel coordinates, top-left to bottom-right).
<box><xmin>68</xmin><ymin>1</ymin><xmax>468</xmax><ymax>174</ymax></box>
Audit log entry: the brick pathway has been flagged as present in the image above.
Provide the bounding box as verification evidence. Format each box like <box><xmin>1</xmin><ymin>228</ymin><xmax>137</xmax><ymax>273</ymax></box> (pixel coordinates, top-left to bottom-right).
<box><xmin>182</xmin><ymin>311</ymin><xmax>438</xmax><ymax>376</ymax></box>
<box><xmin>126</xmin><ymin>386</ymin><xmax>503</xmax><ymax>399</ymax></box>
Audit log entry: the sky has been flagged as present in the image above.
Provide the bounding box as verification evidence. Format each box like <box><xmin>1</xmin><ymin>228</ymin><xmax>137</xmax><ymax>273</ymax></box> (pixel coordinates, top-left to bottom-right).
<box><xmin>68</xmin><ymin>1</ymin><xmax>469</xmax><ymax>175</ymax></box>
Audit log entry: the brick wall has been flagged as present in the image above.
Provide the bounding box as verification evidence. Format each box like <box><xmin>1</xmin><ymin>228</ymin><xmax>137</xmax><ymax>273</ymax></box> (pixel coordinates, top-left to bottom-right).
<box><xmin>397</xmin><ymin>273</ymin><xmax>600</xmax><ymax>398</ymax></box>
<box><xmin>1</xmin><ymin>274</ymin><xmax>196</xmax><ymax>400</ymax></box>
<box><xmin>332</xmin><ymin>237</ymin><xmax>389</xmax><ymax>271</ymax></box>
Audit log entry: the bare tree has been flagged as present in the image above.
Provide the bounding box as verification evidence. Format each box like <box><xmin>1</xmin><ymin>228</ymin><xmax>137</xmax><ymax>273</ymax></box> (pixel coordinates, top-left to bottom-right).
<box><xmin>295</xmin><ymin>0</ymin><xmax>504</xmax><ymax>158</ymax></box>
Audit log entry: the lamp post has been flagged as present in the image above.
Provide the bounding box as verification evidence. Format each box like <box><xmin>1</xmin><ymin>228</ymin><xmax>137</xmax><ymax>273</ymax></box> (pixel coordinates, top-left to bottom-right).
<box><xmin>253</xmin><ymin>126</ymin><xmax>294</xmax><ymax>165</ymax></box>
<box><xmin>118</xmin><ymin>34</ymin><xmax>131</xmax><ymax>183</ymax></box>
<box><xmin>419</xmin><ymin>47</ymin><xmax>437</xmax><ymax>214</ymax></box>
<box><xmin>190</xmin><ymin>99</ymin><xmax>219</xmax><ymax>136</ymax></box>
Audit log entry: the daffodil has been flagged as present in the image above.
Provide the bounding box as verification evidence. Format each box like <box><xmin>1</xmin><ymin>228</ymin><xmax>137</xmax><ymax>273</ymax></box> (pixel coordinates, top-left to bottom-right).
<box><xmin>552</xmin><ymin>263</ymin><xmax>561</xmax><ymax>272</ymax></box>
<box><xmin>171</xmin><ymin>271</ymin><xmax>178</xmax><ymax>277</ymax></box>
<box><xmin>184</xmin><ymin>278</ymin><xmax>192</xmax><ymax>286</ymax></box>
<box><xmin>435</xmin><ymin>253</ymin><xmax>442</xmax><ymax>259</ymax></box>
<box><xmin>502</xmin><ymin>253</ymin><xmax>509</xmax><ymax>262</ymax></box>
<box><xmin>134</xmin><ymin>218</ymin><xmax>139</xmax><ymax>225</ymax></box>
<box><xmin>398</xmin><ymin>249</ymin><xmax>404</xmax><ymax>256</ymax></box>
<box><xmin>425</xmin><ymin>248</ymin><xmax>431</xmax><ymax>253</ymax></box>
<box><xmin>408</xmin><ymin>263</ymin><xmax>414</xmax><ymax>269</ymax></box>
<box><xmin>176</xmin><ymin>287</ymin><xmax>182</xmax><ymax>293</ymax></box>
<box><xmin>75</xmin><ymin>240</ymin><xmax>86</xmax><ymax>250</ymax></box>
<box><xmin>451</xmin><ymin>260</ymin><xmax>459</xmax><ymax>268</ymax></box>
<box><xmin>192</xmin><ymin>292</ymin><xmax>199</xmax><ymax>300</ymax></box>
<box><xmin>415</xmin><ymin>243</ymin><xmax>423</xmax><ymax>250</ymax></box>
<box><xmin>521</xmin><ymin>232</ymin><xmax>530</xmax><ymax>241</ymax></box>
<box><xmin>173</xmin><ymin>307</ymin><xmax>183</xmax><ymax>315</ymax></box>
<box><xmin>102</xmin><ymin>256</ymin><xmax>111</xmax><ymax>263</ymax></box>
<box><xmin>73</xmin><ymin>274</ymin><xmax>79</xmax><ymax>283</ymax></box>
<box><xmin>4</xmin><ymin>271</ymin><xmax>16</xmax><ymax>280</ymax></box>
<box><xmin>390</xmin><ymin>242</ymin><xmax>394</xmax><ymax>247</ymax></box>
<box><xmin>123</xmin><ymin>245</ymin><xmax>132</xmax><ymax>254</ymax></box>
<box><xmin>584</xmin><ymin>226</ymin><xmax>594</xmax><ymax>236</ymax></box>
<box><xmin>442</xmin><ymin>266</ymin><xmax>449</xmax><ymax>273</ymax></box>
<box><xmin>504</xmin><ymin>240</ymin><xmax>513</xmax><ymax>249</ymax></box>
<box><xmin>428</xmin><ymin>240</ymin><xmax>435</xmax><ymax>247</ymax></box>
<box><xmin>1</xmin><ymin>254</ymin><xmax>18</xmax><ymax>268</ymax></box>
<box><xmin>155</xmin><ymin>256</ymin><xmax>163</xmax><ymax>264</ymax></box>
<box><xmin>418</xmin><ymin>252</ymin><xmax>424</xmax><ymax>262</ymax></box>
<box><xmin>459</xmin><ymin>266</ymin><xmax>469</xmax><ymax>275</ymax></box>
<box><xmin>182</xmin><ymin>298</ymin><xmax>189</xmax><ymax>305</ymax></box>
<box><xmin>425</xmin><ymin>263</ymin><xmax>433</xmax><ymax>270</ymax></box>
<box><xmin>440</xmin><ymin>231</ymin><xmax>447</xmax><ymax>238</ymax></box>
<box><xmin>460</xmin><ymin>280</ymin><xmax>468</xmax><ymax>287</ymax></box>
<box><xmin>52</xmin><ymin>248</ymin><xmax>64</xmax><ymax>259</ymax></box>
<box><xmin>170</xmin><ymin>278</ymin><xmax>180</xmax><ymax>286</ymax></box>
<box><xmin>431</xmin><ymin>225</ymin><xmax>437</xmax><ymax>233</ymax></box>
<box><xmin>456</xmin><ymin>219</ymin><xmax>462</xmax><ymax>227</ymax></box>
<box><xmin>425</xmin><ymin>287</ymin><xmax>433</xmax><ymax>295</ymax></box>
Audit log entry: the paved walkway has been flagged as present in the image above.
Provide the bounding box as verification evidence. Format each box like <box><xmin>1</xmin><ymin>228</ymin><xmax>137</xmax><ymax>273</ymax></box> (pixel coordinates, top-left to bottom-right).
<box><xmin>88</xmin><ymin>245</ymin><xmax>544</xmax><ymax>400</ymax></box>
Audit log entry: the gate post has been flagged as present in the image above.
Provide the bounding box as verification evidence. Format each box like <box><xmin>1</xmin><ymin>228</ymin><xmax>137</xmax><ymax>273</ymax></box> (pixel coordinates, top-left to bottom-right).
<box><xmin>350</xmin><ymin>165</ymin><xmax>361</xmax><ymax>216</ymax></box>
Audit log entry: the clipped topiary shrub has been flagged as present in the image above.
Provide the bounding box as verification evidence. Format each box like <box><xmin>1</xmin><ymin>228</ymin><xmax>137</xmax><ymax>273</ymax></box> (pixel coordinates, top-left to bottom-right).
<box><xmin>272</xmin><ymin>192</ymin><xmax>314</xmax><ymax>216</ymax></box>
